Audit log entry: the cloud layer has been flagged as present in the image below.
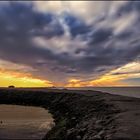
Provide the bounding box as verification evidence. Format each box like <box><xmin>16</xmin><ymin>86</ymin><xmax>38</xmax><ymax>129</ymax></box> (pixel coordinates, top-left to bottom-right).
<box><xmin>0</xmin><ymin>1</ymin><xmax>140</xmax><ymax>85</ymax></box>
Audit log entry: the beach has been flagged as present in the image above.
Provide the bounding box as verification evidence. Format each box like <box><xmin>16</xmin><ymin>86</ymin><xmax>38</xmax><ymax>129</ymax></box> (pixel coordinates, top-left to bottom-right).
<box><xmin>0</xmin><ymin>88</ymin><xmax>140</xmax><ymax>139</ymax></box>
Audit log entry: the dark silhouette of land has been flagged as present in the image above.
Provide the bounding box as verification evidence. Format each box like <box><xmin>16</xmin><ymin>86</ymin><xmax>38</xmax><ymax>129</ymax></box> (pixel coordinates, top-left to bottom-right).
<box><xmin>0</xmin><ymin>88</ymin><xmax>140</xmax><ymax>140</ymax></box>
<box><xmin>8</xmin><ymin>85</ymin><xmax>15</xmax><ymax>88</ymax></box>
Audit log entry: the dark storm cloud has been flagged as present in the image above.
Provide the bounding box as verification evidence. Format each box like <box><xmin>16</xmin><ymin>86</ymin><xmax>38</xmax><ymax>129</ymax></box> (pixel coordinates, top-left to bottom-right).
<box><xmin>0</xmin><ymin>2</ymin><xmax>64</xmax><ymax>39</ymax></box>
<box><xmin>89</xmin><ymin>28</ymin><xmax>113</xmax><ymax>44</ymax></box>
<box><xmin>115</xmin><ymin>31</ymin><xmax>132</xmax><ymax>40</ymax></box>
<box><xmin>0</xmin><ymin>2</ymin><xmax>65</xmax><ymax>81</ymax></box>
<box><xmin>0</xmin><ymin>1</ymin><xmax>140</xmax><ymax>83</ymax></box>
<box><xmin>118</xmin><ymin>1</ymin><xmax>140</xmax><ymax>14</ymax></box>
<box><xmin>63</xmin><ymin>12</ymin><xmax>91</xmax><ymax>37</ymax></box>
<box><xmin>0</xmin><ymin>2</ymin><xmax>64</xmax><ymax>61</ymax></box>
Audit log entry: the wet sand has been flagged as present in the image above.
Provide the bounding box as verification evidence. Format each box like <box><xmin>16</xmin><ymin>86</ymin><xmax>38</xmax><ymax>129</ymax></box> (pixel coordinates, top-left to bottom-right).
<box><xmin>0</xmin><ymin>105</ymin><xmax>54</xmax><ymax>139</ymax></box>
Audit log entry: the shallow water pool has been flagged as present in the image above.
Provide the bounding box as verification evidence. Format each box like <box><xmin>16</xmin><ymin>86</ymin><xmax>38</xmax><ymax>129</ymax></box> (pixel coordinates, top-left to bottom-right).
<box><xmin>0</xmin><ymin>105</ymin><xmax>54</xmax><ymax>139</ymax></box>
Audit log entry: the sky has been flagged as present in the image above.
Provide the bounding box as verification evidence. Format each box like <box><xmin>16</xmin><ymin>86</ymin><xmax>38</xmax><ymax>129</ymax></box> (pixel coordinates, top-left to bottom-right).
<box><xmin>0</xmin><ymin>1</ymin><xmax>140</xmax><ymax>87</ymax></box>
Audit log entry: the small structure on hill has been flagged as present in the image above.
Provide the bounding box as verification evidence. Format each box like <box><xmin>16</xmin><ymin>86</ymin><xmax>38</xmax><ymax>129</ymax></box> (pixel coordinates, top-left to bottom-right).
<box><xmin>8</xmin><ymin>85</ymin><xmax>15</xmax><ymax>88</ymax></box>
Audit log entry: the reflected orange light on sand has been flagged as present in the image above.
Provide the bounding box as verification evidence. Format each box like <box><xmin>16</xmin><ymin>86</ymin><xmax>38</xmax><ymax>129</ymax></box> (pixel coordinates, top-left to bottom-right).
<box><xmin>0</xmin><ymin>70</ymin><xmax>53</xmax><ymax>87</ymax></box>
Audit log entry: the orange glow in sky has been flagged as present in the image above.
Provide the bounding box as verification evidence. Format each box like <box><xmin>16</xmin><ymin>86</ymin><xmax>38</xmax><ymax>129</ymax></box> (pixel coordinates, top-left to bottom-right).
<box><xmin>0</xmin><ymin>1</ymin><xmax>140</xmax><ymax>87</ymax></box>
<box><xmin>0</xmin><ymin>70</ymin><xmax>53</xmax><ymax>87</ymax></box>
<box><xmin>66</xmin><ymin>77</ymin><xmax>128</xmax><ymax>87</ymax></box>
<box><xmin>65</xmin><ymin>62</ymin><xmax>140</xmax><ymax>87</ymax></box>
<box><xmin>0</xmin><ymin>62</ymin><xmax>140</xmax><ymax>87</ymax></box>
<box><xmin>65</xmin><ymin>74</ymin><xmax>129</xmax><ymax>87</ymax></box>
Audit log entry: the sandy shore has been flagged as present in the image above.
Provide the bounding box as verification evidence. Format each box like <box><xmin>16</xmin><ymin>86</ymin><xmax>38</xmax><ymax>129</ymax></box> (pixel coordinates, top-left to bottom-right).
<box><xmin>0</xmin><ymin>88</ymin><xmax>140</xmax><ymax>140</ymax></box>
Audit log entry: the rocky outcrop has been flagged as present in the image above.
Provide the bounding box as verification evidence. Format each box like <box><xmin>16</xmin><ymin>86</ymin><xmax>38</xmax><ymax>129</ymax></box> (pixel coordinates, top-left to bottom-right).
<box><xmin>0</xmin><ymin>88</ymin><xmax>140</xmax><ymax>140</ymax></box>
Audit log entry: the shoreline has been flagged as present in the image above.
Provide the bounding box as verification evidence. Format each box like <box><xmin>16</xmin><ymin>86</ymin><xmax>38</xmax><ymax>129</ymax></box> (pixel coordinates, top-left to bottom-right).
<box><xmin>0</xmin><ymin>88</ymin><xmax>140</xmax><ymax>139</ymax></box>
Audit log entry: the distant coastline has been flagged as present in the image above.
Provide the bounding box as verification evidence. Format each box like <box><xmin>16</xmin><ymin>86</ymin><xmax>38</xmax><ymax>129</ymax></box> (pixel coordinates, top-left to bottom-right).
<box><xmin>1</xmin><ymin>86</ymin><xmax>140</xmax><ymax>98</ymax></box>
<box><xmin>68</xmin><ymin>87</ymin><xmax>140</xmax><ymax>98</ymax></box>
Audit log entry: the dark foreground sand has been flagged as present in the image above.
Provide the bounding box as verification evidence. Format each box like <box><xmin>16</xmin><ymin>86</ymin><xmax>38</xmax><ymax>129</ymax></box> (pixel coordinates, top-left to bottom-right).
<box><xmin>0</xmin><ymin>88</ymin><xmax>140</xmax><ymax>140</ymax></box>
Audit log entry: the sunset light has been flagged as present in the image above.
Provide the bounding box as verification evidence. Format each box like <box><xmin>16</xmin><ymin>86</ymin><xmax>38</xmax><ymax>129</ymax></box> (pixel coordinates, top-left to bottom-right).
<box><xmin>0</xmin><ymin>1</ymin><xmax>139</xmax><ymax>87</ymax></box>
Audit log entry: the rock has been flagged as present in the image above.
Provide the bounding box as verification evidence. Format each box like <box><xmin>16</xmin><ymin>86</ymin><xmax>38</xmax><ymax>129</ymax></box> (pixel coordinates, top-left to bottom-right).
<box><xmin>76</xmin><ymin>135</ymin><xmax>81</xmax><ymax>139</ymax></box>
<box><xmin>104</xmin><ymin>134</ymin><xmax>112</xmax><ymax>140</ymax></box>
<box><xmin>72</xmin><ymin>117</ymin><xmax>76</xmax><ymax>120</ymax></box>
<box><xmin>80</xmin><ymin>128</ymin><xmax>86</xmax><ymax>132</ymax></box>
<box><xmin>98</xmin><ymin>130</ymin><xmax>105</xmax><ymax>137</ymax></box>
<box><xmin>94</xmin><ymin>124</ymin><xmax>102</xmax><ymax>131</ymax></box>
<box><xmin>92</xmin><ymin>135</ymin><xmax>101</xmax><ymax>140</ymax></box>
<box><xmin>67</xmin><ymin>128</ymin><xmax>74</xmax><ymax>136</ymax></box>
<box><xmin>95</xmin><ymin>120</ymin><xmax>102</xmax><ymax>125</ymax></box>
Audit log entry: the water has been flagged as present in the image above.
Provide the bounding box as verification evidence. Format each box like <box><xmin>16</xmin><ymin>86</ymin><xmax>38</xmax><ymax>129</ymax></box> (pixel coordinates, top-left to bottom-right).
<box><xmin>69</xmin><ymin>87</ymin><xmax>140</xmax><ymax>98</ymax></box>
<box><xmin>0</xmin><ymin>105</ymin><xmax>54</xmax><ymax>139</ymax></box>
